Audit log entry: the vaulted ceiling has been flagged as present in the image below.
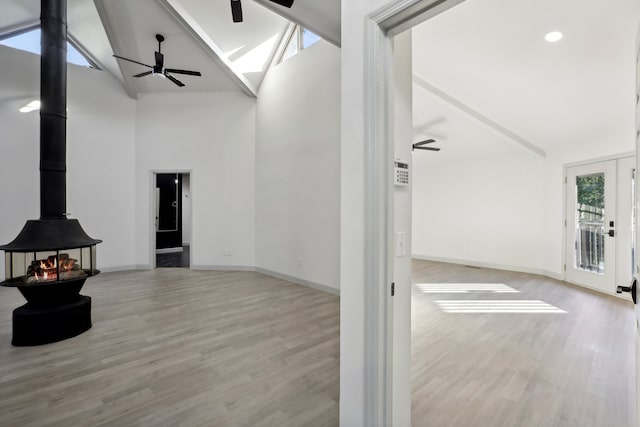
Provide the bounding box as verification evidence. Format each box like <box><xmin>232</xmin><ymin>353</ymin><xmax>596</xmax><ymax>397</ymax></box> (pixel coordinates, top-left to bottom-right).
<box><xmin>3</xmin><ymin>0</ymin><xmax>636</xmax><ymax>162</ymax></box>
<box><xmin>0</xmin><ymin>0</ymin><xmax>340</xmax><ymax>98</ymax></box>
<box><xmin>411</xmin><ymin>0</ymin><xmax>640</xmax><ymax>160</ymax></box>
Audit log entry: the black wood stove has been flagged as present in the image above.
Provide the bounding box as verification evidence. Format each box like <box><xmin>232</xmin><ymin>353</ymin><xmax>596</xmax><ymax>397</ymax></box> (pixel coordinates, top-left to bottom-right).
<box><xmin>0</xmin><ymin>0</ymin><xmax>101</xmax><ymax>346</ymax></box>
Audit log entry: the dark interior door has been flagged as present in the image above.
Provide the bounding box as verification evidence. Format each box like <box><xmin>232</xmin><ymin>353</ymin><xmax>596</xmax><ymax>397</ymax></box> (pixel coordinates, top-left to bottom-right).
<box><xmin>156</xmin><ymin>173</ymin><xmax>182</xmax><ymax>250</ymax></box>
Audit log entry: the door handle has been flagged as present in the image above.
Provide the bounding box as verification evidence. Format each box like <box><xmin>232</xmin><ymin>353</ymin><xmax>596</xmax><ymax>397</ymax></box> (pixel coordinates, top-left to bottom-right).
<box><xmin>607</xmin><ymin>230</ymin><xmax>615</xmax><ymax>237</ymax></box>
<box><xmin>616</xmin><ymin>278</ymin><xmax>637</xmax><ymax>304</ymax></box>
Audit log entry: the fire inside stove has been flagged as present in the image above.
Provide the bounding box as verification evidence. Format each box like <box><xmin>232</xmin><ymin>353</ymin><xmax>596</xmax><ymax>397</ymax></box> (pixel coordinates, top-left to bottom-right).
<box><xmin>27</xmin><ymin>254</ymin><xmax>85</xmax><ymax>283</ymax></box>
<box><xmin>3</xmin><ymin>243</ymin><xmax>98</xmax><ymax>286</ymax></box>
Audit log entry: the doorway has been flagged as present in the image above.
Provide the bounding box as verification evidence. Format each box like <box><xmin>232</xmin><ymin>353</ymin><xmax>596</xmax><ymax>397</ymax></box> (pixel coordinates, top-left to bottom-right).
<box><xmin>565</xmin><ymin>156</ymin><xmax>635</xmax><ymax>294</ymax></box>
<box><xmin>154</xmin><ymin>172</ymin><xmax>191</xmax><ymax>268</ymax></box>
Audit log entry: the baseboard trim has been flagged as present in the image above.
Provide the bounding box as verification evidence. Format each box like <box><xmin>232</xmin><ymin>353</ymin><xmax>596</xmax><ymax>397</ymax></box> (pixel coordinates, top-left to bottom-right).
<box><xmin>99</xmin><ymin>265</ymin><xmax>138</xmax><ymax>273</ymax></box>
<box><xmin>255</xmin><ymin>267</ymin><xmax>340</xmax><ymax>296</ymax></box>
<box><xmin>93</xmin><ymin>264</ymin><xmax>340</xmax><ymax>296</ymax></box>
<box><xmin>412</xmin><ymin>254</ymin><xmax>561</xmax><ymax>280</ymax></box>
<box><xmin>190</xmin><ymin>265</ymin><xmax>256</xmax><ymax>272</ymax></box>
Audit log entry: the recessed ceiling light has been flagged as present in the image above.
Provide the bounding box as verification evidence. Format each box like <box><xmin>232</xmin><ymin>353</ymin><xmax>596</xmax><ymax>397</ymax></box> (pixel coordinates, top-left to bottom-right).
<box><xmin>545</xmin><ymin>31</ymin><xmax>563</xmax><ymax>43</ymax></box>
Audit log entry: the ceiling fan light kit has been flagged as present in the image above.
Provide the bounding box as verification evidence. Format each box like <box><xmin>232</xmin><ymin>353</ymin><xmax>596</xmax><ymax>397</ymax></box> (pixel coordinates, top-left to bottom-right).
<box><xmin>113</xmin><ymin>34</ymin><xmax>202</xmax><ymax>88</ymax></box>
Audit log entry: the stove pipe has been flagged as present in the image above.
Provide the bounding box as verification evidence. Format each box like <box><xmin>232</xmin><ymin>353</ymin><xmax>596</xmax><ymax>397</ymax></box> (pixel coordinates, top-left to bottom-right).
<box><xmin>40</xmin><ymin>0</ymin><xmax>67</xmax><ymax>219</ymax></box>
<box><xmin>0</xmin><ymin>0</ymin><xmax>101</xmax><ymax>254</ymax></box>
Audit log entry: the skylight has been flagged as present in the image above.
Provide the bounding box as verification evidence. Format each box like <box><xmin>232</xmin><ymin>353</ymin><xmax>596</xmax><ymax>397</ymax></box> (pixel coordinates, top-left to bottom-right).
<box><xmin>279</xmin><ymin>26</ymin><xmax>322</xmax><ymax>64</ymax></box>
<box><xmin>0</xmin><ymin>28</ymin><xmax>93</xmax><ymax>67</ymax></box>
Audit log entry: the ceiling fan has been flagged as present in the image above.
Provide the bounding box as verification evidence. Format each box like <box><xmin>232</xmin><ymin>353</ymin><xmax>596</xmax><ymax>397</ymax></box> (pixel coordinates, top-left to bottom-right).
<box><xmin>412</xmin><ymin>139</ymin><xmax>441</xmax><ymax>152</ymax></box>
<box><xmin>113</xmin><ymin>34</ymin><xmax>202</xmax><ymax>88</ymax></box>
<box><xmin>231</xmin><ymin>0</ymin><xmax>294</xmax><ymax>23</ymax></box>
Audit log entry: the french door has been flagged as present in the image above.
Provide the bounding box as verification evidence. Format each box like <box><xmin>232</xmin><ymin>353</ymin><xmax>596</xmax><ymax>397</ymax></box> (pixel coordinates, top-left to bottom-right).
<box><xmin>565</xmin><ymin>157</ymin><xmax>635</xmax><ymax>294</ymax></box>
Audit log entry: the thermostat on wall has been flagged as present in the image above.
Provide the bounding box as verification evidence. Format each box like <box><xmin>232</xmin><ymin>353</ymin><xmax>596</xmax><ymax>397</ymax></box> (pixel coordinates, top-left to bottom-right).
<box><xmin>394</xmin><ymin>159</ymin><xmax>409</xmax><ymax>186</ymax></box>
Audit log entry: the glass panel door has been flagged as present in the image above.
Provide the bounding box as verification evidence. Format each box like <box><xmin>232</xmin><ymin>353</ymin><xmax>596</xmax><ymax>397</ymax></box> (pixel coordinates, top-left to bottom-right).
<box><xmin>565</xmin><ymin>160</ymin><xmax>616</xmax><ymax>293</ymax></box>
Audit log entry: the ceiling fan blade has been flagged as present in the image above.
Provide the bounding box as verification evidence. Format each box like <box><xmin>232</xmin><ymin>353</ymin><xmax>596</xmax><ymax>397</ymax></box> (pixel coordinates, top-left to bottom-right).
<box><xmin>164</xmin><ymin>69</ymin><xmax>202</xmax><ymax>76</ymax></box>
<box><xmin>132</xmin><ymin>71</ymin><xmax>153</xmax><ymax>78</ymax></box>
<box><xmin>165</xmin><ymin>73</ymin><xmax>185</xmax><ymax>87</ymax></box>
<box><xmin>269</xmin><ymin>0</ymin><xmax>294</xmax><ymax>7</ymax></box>
<box><xmin>155</xmin><ymin>51</ymin><xmax>164</xmax><ymax>70</ymax></box>
<box><xmin>113</xmin><ymin>55</ymin><xmax>153</xmax><ymax>69</ymax></box>
<box><xmin>231</xmin><ymin>0</ymin><xmax>243</xmax><ymax>22</ymax></box>
<box><xmin>413</xmin><ymin>139</ymin><xmax>436</xmax><ymax>147</ymax></box>
<box><xmin>413</xmin><ymin>146</ymin><xmax>441</xmax><ymax>151</ymax></box>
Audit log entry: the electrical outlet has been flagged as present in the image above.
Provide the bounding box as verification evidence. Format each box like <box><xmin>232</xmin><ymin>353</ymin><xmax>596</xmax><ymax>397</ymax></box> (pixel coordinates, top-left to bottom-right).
<box><xmin>297</xmin><ymin>257</ymin><xmax>302</xmax><ymax>267</ymax></box>
<box><xmin>223</xmin><ymin>249</ymin><xmax>232</xmax><ymax>257</ymax></box>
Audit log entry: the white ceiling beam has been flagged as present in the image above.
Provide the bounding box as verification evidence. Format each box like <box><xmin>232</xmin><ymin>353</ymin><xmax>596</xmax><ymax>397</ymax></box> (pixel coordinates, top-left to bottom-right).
<box><xmin>93</xmin><ymin>0</ymin><xmax>138</xmax><ymax>99</ymax></box>
<box><xmin>252</xmin><ymin>0</ymin><xmax>340</xmax><ymax>47</ymax></box>
<box><xmin>0</xmin><ymin>19</ymin><xmax>39</xmax><ymax>39</ymax></box>
<box><xmin>413</xmin><ymin>74</ymin><xmax>546</xmax><ymax>158</ymax></box>
<box><xmin>158</xmin><ymin>0</ymin><xmax>258</xmax><ymax>98</ymax></box>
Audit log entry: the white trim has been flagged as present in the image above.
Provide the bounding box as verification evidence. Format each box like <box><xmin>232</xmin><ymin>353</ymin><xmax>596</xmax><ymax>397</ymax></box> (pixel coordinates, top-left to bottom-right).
<box><xmin>150</xmin><ymin>170</ymin><xmax>194</xmax><ymax>269</ymax></box>
<box><xmin>135</xmin><ymin>264</ymin><xmax>153</xmax><ymax>270</ymax></box>
<box><xmin>412</xmin><ymin>254</ymin><xmax>563</xmax><ymax>279</ymax></box>
<box><xmin>255</xmin><ymin>267</ymin><xmax>340</xmax><ymax>296</ymax></box>
<box><xmin>99</xmin><ymin>265</ymin><xmax>138</xmax><ymax>273</ymax></box>
<box><xmin>564</xmin><ymin>152</ymin><xmax>635</xmax><ymax>168</ymax></box>
<box><xmin>364</xmin><ymin>1</ymin><xmax>466</xmax><ymax>424</ymax></box>
<box><xmin>191</xmin><ymin>265</ymin><xmax>255</xmax><ymax>272</ymax></box>
<box><xmin>562</xmin><ymin>152</ymin><xmax>636</xmax><ymax>286</ymax></box>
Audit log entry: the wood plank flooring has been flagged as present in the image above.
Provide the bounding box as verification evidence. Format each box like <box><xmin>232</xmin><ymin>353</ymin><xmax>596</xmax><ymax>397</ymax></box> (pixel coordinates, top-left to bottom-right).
<box><xmin>0</xmin><ymin>269</ymin><xmax>339</xmax><ymax>427</ymax></box>
<box><xmin>0</xmin><ymin>262</ymin><xmax>634</xmax><ymax>426</ymax></box>
<box><xmin>411</xmin><ymin>260</ymin><xmax>636</xmax><ymax>427</ymax></box>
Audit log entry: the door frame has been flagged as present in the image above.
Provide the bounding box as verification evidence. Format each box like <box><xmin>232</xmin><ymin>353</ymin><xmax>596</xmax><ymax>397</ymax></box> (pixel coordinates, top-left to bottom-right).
<box><xmin>149</xmin><ymin>169</ymin><xmax>193</xmax><ymax>269</ymax></box>
<box><xmin>562</xmin><ymin>152</ymin><xmax>635</xmax><ymax>292</ymax></box>
<box><xmin>363</xmin><ymin>0</ymin><xmax>466</xmax><ymax>423</ymax></box>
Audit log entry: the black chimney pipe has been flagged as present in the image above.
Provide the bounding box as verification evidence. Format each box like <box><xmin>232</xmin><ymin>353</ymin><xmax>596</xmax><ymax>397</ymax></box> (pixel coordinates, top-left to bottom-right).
<box><xmin>40</xmin><ymin>0</ymin><xmax>67</xmax><ymax>219</ymax></box>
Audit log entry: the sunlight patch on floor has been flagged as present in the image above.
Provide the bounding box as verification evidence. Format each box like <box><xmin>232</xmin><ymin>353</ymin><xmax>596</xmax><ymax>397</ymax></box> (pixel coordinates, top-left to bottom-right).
<box><xmin>416</xmin><ymin>283</ymin><xmax>520</xmax><ymax>293</ymax></box>
<box><xmin>435</xmin><ymin>300</ymin><xmax>567</xmax><ymax>313</ymax></box>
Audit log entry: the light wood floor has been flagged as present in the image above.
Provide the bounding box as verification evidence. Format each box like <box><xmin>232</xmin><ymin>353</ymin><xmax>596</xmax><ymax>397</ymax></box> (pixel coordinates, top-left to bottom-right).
<box><xmin>0</xmin><ymin>269</ymin><xmax>339</xmax><ymax>426</ymax></box>
<box><xmin>0</xmin><ymin>263</ymin><xmax>635</xmax><ymax>426</ymax></box>
<box><xmin>411</xmin><ymin>260</ymin><xmax>636</xmax><ymax>427</ymax></box>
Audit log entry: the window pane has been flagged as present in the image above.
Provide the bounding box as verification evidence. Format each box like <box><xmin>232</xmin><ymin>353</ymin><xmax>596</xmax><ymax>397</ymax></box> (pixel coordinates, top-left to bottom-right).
<box><xmin>574</xmin><ymin>173</ymin><xmax>605</xmax><ymax>274</ymax></box>
<box><xmin>281</xmin><ymin>27</ymin><xmax>299</xmax><ymax>63</ymax></box>
<box><xmin>0</xmin><ymin>28</ymin><xmax>92</xmax><ymax>67</ymax></box>
<box><xmin>302</xmin><ymin>28</ymin><xmax>321</xmax><ymax>49</ymax></box>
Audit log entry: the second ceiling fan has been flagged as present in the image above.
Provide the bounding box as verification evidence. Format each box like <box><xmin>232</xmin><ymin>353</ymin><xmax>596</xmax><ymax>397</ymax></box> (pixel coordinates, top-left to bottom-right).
<box><xmin>231</xmin><ymin>0</ymin><xmax>294</xmax><ymax>23</ymax></box>
<box><xmin>412</xmin><ymin>139</ymin><xmax>441</xmax><ymax>152</ymax></box>
<box><xmin>113</xmin><ymin>34</ymin><xmax>202</xmax><ymax>88</ymax></box>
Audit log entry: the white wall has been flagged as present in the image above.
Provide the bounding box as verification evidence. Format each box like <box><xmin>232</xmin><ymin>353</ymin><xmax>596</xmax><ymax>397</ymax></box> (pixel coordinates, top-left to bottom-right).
<box><xmin>255</xmin><ymin>40</ymin><xmax>341</xmax><ymax>292</ymax></box>
<box><xmin>412</xmin><ymin>144</ymin><xmax>547</xmax><ymax>275</ymax></box>
<box><xmin>411</xmin><ymin>99</ymin><xmax>633</xmax><ymax>279</ymax></box>
<box><xmin>0</xmin><ymin>45</ymin><xmax>136</xmax><ymax>276</ymax></box>
<box><xmin>134</xmin><ymin>91</ymin><xmax>255</xmax><ymax>269</ymax></box>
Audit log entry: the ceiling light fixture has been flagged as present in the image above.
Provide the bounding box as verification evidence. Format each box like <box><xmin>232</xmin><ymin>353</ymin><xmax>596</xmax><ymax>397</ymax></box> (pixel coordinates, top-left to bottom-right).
<box><xmin>545</xmin><ymin>31</ymin><xmax>563</xmax><ymax>43</ymax></box>
<box><xmin>19</xmin><ymin>100</ymin><xmax>41</xmax><ymax>113</ymax></box>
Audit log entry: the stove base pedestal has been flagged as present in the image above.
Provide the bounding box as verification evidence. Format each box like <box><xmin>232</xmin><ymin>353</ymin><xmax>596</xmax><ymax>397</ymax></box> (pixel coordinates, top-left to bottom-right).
<box><xmin>12</xmin><ymin>296</ymin><xmax>92</xmax><ymax>346</ymax></box>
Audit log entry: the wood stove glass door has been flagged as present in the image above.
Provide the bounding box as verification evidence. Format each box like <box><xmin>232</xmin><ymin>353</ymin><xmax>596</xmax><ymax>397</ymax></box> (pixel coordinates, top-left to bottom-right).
<box><xmin>155</xmin><ymin>173</ymin><xmax>182</xmax><ymax>250</ymax></box>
